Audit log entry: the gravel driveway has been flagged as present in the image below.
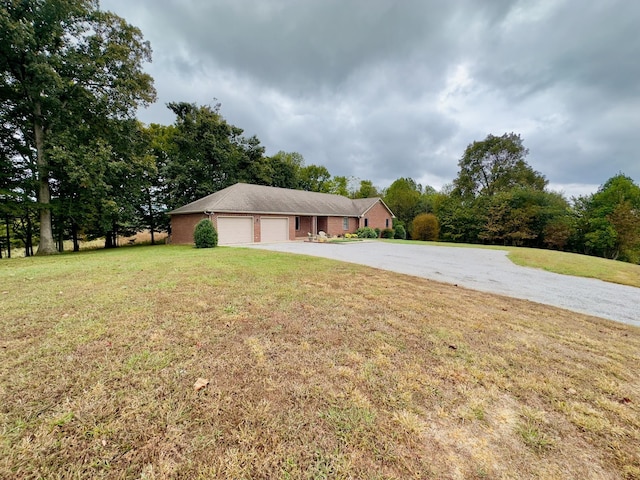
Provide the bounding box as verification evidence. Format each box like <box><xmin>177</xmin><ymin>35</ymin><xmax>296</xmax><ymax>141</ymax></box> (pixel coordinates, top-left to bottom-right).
<box><xmin>246</xmin><ymin>241</ymin><xmax>639</xmax><ymax>327</ymax></box>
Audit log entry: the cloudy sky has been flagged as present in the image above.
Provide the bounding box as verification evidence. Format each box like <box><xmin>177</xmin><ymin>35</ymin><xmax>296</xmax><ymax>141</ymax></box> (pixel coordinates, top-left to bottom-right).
<box><xmin>100</xmin><ymin>0</ymin><xmax>639</xmax><ymax>197</ymax></box>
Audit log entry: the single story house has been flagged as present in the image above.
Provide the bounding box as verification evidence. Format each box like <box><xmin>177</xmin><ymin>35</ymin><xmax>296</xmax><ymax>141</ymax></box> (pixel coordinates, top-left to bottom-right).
<box><xmin>168</xmin><ymin>182</ymin><xmax>395</xmax><ymax>245</ymax></box>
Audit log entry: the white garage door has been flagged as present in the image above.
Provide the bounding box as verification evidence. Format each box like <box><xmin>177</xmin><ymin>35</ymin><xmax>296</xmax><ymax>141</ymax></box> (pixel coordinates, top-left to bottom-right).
<box><xmin>217</xmin><ymin>217</ymin><xmax>253</xmax><ymax>245</ymax></box>
<box><xmin>261</xmin><ymin>218</ymin><xmax>289</xmax><ymax>243</ymax></box>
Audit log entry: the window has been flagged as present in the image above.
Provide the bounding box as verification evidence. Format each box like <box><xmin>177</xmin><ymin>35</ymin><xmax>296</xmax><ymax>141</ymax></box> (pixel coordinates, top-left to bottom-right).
<box><xmin>295</xmin><ymin>216</ymin><xmax>300</xmax><ymax>231</ymax></box>
<box><xmin>386</xmin><ymin>219</ymin><xmax>389</xmax><ymax>228</ymax></box>
<box><xmin>364</xmin><ymin>218</ymin><xmax>369</xmax><ymax>227</ymax></box>
<box><xmin>343</xmin><ymin>217</ymin><xmax>349</xmax><ymax>230</ymax></box>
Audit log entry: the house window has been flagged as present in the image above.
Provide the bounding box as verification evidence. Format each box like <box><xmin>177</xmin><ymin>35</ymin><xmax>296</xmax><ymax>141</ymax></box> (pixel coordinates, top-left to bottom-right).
<box><xmin>386</xmin><ymin>219</ymin><xmax>389</xmax><ymax>228</ymax></box>
<box><xmin>343</xmin><ymin>217</ymin><xmax>349</xmax><ymax>230</ymax></box>
<box><xmin>295</xmin><ymin>216</ymin><xmax>300</xmax><ymax>231</ymax></box>
<box><xmin>364</xmin><ymin>218</ymin><xmax>369</xmax><ymax>227</ymax></box>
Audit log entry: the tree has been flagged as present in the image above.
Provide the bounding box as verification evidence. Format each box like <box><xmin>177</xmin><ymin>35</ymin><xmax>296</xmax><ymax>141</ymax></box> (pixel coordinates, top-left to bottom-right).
<box><xmin>252</xmin><ymin>151</ymin><xmax>304</xmax><ymax>189</ymax></box>
<box><xmin>298</xmin><ymin>164</ymin><xmax>332</xmax><ymax>192</ymax></box>
<box><xmin>478</xmin><ymin>188</ymin><xmax>571</xmax><ymax>247</ymax></box>
<box><xmin>0</xmin><ymin>0</ymin><xmax>155</xmax><ymax>254</ymax></box>
<box><xmin>161</xmin><ymin>102</ymin><xmax>267</xmax><ymax>210</ymax></box>
<box><xmin>328</xmin><ymin>175</ymin><xmax>350</xmax><ymax>197</ymax></box>
<box><xmin>574</xmin><ymin>174</ymin><xmax>640</xmax><ymax>262</ymax></box>
<box><xmin>383</xmin><ymin>178</ymin><xmax>424</xmax><ymax>229</ymax></box>
<box><xmin>352</xmin><ymin>180</ymin><xmax>379</xmax><ymax>199</ymax></box>
<box><xmin>453</xmin><ymin>133</ymin><xmax>547</xmax><ymax>198</ymax></box>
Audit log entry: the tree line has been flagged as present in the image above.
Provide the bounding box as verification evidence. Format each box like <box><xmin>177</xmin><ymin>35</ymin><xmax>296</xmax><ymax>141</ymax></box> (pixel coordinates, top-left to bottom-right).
<box><xmin>384</xmin><ymin>133</ymin><xmax>640</xmax><ymax>264</ymax></box>
<box><xmin>1</xmin><ymin>1</ymin><xmax>639</xmax><ymax>264</ymax></box>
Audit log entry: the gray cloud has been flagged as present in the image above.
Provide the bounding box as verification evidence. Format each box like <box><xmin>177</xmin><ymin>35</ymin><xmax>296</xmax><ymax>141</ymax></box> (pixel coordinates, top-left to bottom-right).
<box><xmin>101</xmin><ymin>0</ymin><xmax>640</xmax><ymax>197</ymax></box>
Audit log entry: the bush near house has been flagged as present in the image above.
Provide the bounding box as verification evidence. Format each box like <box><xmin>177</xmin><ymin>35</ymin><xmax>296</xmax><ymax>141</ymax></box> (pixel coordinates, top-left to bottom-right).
<box><xmin>412</xmin><ymin>213</ymin><xmax>440</xmax><ymax>241</ymax></box>
<box><xmin>380</xmin><ymin>228</ymin><xmax>395</xmax><ymax>239</ymax></box>
<box><xmin>194</xmin><ymin>219</ymin><xmax>218</xmax><ymax>248</ymax></box>
<box><xmin>356</xmin><ymin>227</ymin><xmax>379</xmax><ymax>238</ymax></box>
<box><xmin>393</xmin><ymin>223</ymin><xmax>407</xmax><ymax>239</ymax></box>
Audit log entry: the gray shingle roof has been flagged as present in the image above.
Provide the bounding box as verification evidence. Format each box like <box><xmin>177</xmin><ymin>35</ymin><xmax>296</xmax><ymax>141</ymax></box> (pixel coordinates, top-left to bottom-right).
<box><xmin>169</xmin><ymin>183</ymin><xmax>394</xmax><ymax>217</ymax></box>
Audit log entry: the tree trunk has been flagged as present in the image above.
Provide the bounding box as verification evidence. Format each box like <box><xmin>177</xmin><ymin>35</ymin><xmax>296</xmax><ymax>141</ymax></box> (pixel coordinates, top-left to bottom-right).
<box><xmin>33</xmin><ymin>101</ymin><xmax>56</xmax><ymax>255</ymax></box>
<box><xmin>25</xmin><ymin>215</ymin><xmax>33</xmax><ymax>257</ymax></box>
<box><xmin>72</xmin><ymin>222</ymin><xmax>79</xmax><ymax>252</ymax></box>
<box><xmin>148</xmin><ymin>191</ymin><xmax>155</xmax><ymax>245</ymax></box>
<box><xmin>0</xmin><ymin>215</ymin><xmax>6</xmax><ymax>259</ymax></box>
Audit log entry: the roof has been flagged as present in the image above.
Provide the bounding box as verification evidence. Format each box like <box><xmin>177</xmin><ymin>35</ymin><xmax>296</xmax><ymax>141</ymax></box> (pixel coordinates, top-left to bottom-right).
<box><xmin>169</xmin><ymin>183</ymin><xmax>394</xmax><ymax>217</ymax></box>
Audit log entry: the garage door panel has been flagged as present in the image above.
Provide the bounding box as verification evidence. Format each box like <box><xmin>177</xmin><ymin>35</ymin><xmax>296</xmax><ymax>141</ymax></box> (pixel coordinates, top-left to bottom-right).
<box><xmin>261</xmin><ymin>218</ymin><xmax>289</xmax><ymax>243</ymax></box>
<box><xmin>218</xmin><ymin>217</ymin><xmax>253</xmax><ymax>245</ymax></box>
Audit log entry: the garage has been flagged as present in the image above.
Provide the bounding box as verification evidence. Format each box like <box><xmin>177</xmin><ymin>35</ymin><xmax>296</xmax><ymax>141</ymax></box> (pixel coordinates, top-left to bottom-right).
<box><xmin>217</xmin><ymin>216</ymin><xmax>253</xmax><ymax>245</ymax></box>
<box><xmin>260</xmin><ymin>217</ymin><xmax>289</xmax><ymax>243</ymax></box>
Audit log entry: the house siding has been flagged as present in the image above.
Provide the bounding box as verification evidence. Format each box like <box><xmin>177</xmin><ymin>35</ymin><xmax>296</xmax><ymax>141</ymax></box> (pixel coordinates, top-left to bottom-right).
<box><xmin>296</xmin><ymin>216</ymin><xmax>314</xmax><ymax>237</ymax></box>
<box><xmin>170</xmin><ymin>213</ymin><xmax>207</xmax><ymax>245</ymax></box>
<box><xmin>360</xmin><ymin>202</ymin><xmax>393</xmax><ymax>231</ymax></box>
<box><xmin>325</xmin><ymin>216</ymin><xmax>358</xmax><ymax>236</ymax></box>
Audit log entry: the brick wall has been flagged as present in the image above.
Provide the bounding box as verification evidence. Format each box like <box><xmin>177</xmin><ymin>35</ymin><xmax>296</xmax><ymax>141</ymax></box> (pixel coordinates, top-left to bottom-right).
<box><xmin>361</xmin><ymin>202</ymin><xmax>393</xmax><ymax>231</ymax></box>
<box><xmin>170</xmin><ymin>213</ymin><xmax>207</xmax><ymax>244</ymax></box>
<box><xmin>325</xmin><ymin>216</ymin><xmax>357</xmax><ymax>236</ymax></box>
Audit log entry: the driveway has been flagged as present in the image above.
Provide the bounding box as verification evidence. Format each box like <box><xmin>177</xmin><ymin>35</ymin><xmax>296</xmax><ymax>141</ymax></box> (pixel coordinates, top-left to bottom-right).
<box><xmin>246</xmin><ymin>241</ymin><xmax>640</xmax><ymax>327</ymax></box>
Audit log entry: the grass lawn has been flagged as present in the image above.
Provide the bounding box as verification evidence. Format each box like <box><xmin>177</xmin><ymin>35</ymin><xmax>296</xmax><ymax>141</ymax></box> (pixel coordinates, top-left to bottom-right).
<box><xmin>383</xmin><ymin>239</ymin><xmax>640</xmax><ymax>289</ymax></box>
<box><xmin>1</xmin><ymin>245</ymin><xmax>639</xmax><ymax>479</ymax></box>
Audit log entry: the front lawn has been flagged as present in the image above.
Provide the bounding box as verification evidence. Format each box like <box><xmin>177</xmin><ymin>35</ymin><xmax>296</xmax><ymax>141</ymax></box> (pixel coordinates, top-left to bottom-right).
<box><xmin>1</xmin><ymin>245</ymin><xmax>638</xmax><ymax>478</ymax></box>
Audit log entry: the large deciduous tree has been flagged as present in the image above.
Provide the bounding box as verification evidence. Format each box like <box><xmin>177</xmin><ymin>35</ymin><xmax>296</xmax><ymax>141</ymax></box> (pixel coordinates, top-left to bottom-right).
<box><xmin>0</xmin><ymin>0</ymin><xmax>155</xmax><ymax>254</ymax></box>
<box><xmin>383</xmin><ymin>177</ymin><xmax>425</xmax><ymax>229</ymax></box>
<box><xmin>574</xmin><ymin>174</ymin><xmax>640</xmax><ymax>262</ymax></box>
<box><xmin>453</xmin><ymin>133</ymin><xmax>547</xmax><ymax>198</ymax></box>
<box><xmin>161</xmin><ymin>102</ymin><xmax>267</xmax><ymax>211</ymax></box>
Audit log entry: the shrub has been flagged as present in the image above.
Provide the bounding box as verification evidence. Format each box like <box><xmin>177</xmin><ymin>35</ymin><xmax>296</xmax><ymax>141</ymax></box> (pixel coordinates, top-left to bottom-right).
<box><xmin>356</xmin><ymin>227</ymin><xmax>379</xmax><ymax>238</ymax></box>
<box><xmin>381</xmin><ymin>228</ymin><xmax>395</xmax><ymax>239</ymax></box>
<box><xmin>194</xmin><ymin>219</ymin><xmax>218</xmax><ymax>248</ymax></box>
<box><xmin>394</xmin><ymin>224</ymin><xmax>407</xmax><ymax>240</ymax></box>
<box><xmin>411</xmin><ymin>213</ymin><xmax>439</xmax><ymax>241</ymax></box>
<box><xmin>374</xmin><ymin>228</ymin><xmax>381</xmax><ymax>237</ymax></box>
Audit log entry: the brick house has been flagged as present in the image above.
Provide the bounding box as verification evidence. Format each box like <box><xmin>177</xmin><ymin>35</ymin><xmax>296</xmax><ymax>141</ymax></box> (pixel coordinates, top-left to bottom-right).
<box><xmin>168</xmin><ymin>183</ymin><xmax>395</xmax><ymax>245</ymax></box>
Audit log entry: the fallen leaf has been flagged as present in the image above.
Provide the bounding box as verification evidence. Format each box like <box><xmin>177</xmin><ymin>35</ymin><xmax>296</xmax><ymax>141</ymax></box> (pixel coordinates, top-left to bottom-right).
<box><xmin>448</xmin><ymin>345</ymin><xmax>457</xmax><ymax>350</ymax></box>
<box><xmin>619</xmin><ymin>397</ymin><xmax>632</xmax><ymax>404</ymax></box>
<box><xmin>194</xmin><ymin>378</ymin><xmax>210</xmax><ymax>391</ymax></box>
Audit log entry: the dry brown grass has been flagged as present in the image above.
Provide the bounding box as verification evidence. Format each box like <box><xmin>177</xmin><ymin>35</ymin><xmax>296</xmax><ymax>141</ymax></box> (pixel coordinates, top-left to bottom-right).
<box><xmin>1</xmin><ymin>245</ymin><xmax>639</xmax><ymax>479</ymax></box>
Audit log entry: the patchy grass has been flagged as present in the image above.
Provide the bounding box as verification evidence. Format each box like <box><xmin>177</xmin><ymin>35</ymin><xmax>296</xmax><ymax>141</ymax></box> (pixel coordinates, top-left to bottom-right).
<box><xmin>1</xmin><ymin>245</ymin><xmax>639</xmax><ymax>479</ymax></box>
<box><xmin>383</xmin><ymin>239</ymin><xmax>640</xmax><ymax>288</ymax></box>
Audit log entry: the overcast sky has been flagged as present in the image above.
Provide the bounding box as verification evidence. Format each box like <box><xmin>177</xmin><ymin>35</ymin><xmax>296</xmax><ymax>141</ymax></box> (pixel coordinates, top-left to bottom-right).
<box><xmin>100</xmin><ymin>0</ymin><xmax>639</xmax><ymax>197</ymax></box>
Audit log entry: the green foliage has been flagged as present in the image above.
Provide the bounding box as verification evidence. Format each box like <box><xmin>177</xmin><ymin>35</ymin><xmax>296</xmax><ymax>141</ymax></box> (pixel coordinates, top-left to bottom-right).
<box><xmin>380</xmin><ymin>228</ymin><xmax>395</xmax><ymax>239</ymax></box>
<box><xmin>356</xmin><ymin>227</ymin><xmax>379</xmax><ymax>238</ymax></box>
<box><xmin>0</xmin><ymin>0</ymin><xmax>156</xmax><ymax>254</ymax></box>
<box><xmin>383</xmin><ymin>178</ymin><xmax>425</xmax><ymax>227</ymax></box>
<box><xmin>453</xmin><ymin>133</ymin><xmax>547</xmax><ymax>198</ymax></box>
<box><xmin>479</xmin><ymin>187</ymin><xmax>571</xmax><ymax>247</ymax></box>
<box><xmin>0</xmin><ymin>1</ymin><xmax>156</xmax><ymax>253</ymax></box>
<box><xmin>299</xmin><ymin>164</ymin><xmax>332</xmax><ymax>193</ymax></box>
<box><xmin>263</xmin><ymin>151</ymin><xmax>303</xmax><ymax>189</ymax></box>
<box><xmin>194</xmin><ymin>219</ymin><xmax>218</xmax><ymax>248</ymax></box>
<box><xmin>573</xmin><ymin>174</ymin><xmax>640</xmax><ymax>262</ymax></box>
<box><xmin>162</xmin><ymin>102</ymin><xmax>266</xmax><ymax>210</ymax></box>
<box><xmin>434</xmin><ymin>194</ymin><xmax>486</xmax><ymax>243</ymax></box>
<box><xmin>411</xmin><ymin>213</ymin><xmax>440</xmax><ymax>241</ymax></box>
<box><xmin>352</xmin><ymin>180</ymin><xmax>379</xmax><ymax>199</ymax></box>
<box><xmin>393</xmin><ymin>223</ymin><xmax>407</xmax><ymax>240</ymax></box>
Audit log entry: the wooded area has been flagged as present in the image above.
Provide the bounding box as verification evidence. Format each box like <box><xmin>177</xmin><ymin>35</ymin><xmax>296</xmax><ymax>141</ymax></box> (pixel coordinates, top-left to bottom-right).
<box><xmin>1</xmin><ymin>1</ymin><xmax>639</xmax><ymax>263</ymax></box>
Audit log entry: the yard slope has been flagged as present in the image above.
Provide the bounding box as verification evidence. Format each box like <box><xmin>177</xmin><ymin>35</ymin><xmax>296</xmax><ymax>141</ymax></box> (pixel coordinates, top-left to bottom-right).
<box><xmin>1</xmin><ymin>246</ymin><xmax>638</xmax><ymax>479</ymax></box>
